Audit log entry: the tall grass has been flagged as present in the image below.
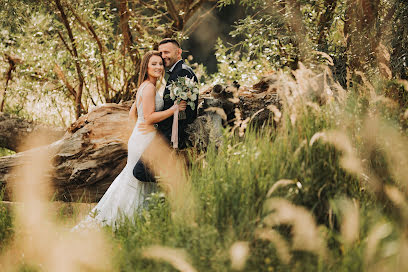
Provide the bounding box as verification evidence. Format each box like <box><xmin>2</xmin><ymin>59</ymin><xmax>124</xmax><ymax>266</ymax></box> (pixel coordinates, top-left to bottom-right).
<box><xmin>0</xmin><ymin>192</ymin><xmax>13</xmax><ymax>252</ymax></box>
<box><xmin>1</xmin><ymin>65</ymin><xmax>408</xmax><ymax>271</ymax></box>
<box><xmin>110</xmin><ymin>65</ymin><xmax>408</xmax><ymax>271</ymax></box>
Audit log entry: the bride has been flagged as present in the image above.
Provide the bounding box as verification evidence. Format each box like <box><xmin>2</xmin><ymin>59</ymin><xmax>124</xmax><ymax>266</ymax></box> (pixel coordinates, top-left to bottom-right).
<box><xmin>73</xmin><ymin>51</ymin><xmax>186</xmax><ymax>229</ymax></box>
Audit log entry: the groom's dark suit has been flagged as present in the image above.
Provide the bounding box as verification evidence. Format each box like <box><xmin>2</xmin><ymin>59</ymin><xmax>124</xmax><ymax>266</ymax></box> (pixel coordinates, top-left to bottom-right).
<box><xmin>158</xmin><ymin>60</ymin><xmax>198</xmax><ymax>149</ymax></box>
<box><xmin>133</xmin><ymin>59</ymin><xmax>198</xmax><ymax>182</ymax></box>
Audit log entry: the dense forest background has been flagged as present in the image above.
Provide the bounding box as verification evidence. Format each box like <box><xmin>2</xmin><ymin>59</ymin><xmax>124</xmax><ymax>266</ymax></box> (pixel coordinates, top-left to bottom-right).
<box><xmin>2</xmin><ymin>0</ymin><xmax>407</xmax><ymax>126</ymax></box>
<box><xmin>2</xmin><ymin>0</ymin><xmax>408</xmax><ymax>271</ymax></box>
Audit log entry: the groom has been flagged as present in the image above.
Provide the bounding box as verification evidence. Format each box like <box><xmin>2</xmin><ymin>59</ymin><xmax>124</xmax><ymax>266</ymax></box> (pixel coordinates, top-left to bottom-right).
<box><xmin>133</xmin><ymin>38</ymin><xmax>198</xmax><ymax>182</ymax></box>
<box><xmin>157</xmin><ymin>38</ymin><xmax>199</xmax><ymax>148</ymax></box>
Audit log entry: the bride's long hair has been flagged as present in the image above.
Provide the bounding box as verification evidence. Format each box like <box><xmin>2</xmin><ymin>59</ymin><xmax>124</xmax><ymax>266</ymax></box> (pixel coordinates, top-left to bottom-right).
<box><xmin>137</xmin><ymin>50</ymin><xmax>164</xmax><ymax>88</ymax></box>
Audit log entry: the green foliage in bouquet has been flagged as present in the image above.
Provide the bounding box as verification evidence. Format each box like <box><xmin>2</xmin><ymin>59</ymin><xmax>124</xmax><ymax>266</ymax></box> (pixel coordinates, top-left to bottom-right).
<box><xmin>168</xmin><ymin>76</ymin><xmax>199</xmax><ymax>110</ymax></box>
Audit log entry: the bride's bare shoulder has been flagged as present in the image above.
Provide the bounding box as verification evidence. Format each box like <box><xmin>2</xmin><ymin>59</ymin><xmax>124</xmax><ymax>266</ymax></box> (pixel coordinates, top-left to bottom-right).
<box><xmin>141</xmin><ymin>82</ymin><xmax>156</xmax><ymax>96</ymax></box>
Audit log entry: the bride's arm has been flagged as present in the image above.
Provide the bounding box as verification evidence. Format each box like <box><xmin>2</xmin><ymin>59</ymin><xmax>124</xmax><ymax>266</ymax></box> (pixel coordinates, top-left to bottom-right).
<box><xmin>142</xmin><ymin>83</ymin><xmax>185</xmax><ymax>125</ymax></box>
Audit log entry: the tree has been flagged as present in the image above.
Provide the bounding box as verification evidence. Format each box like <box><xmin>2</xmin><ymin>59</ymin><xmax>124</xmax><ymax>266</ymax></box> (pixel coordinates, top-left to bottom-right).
<box><xmin>391</xmin><ymin>0</ymin><xmax>408</xmax><ymax>80</ymax></box>
<box><xmin>0</xmin><ymin>0</ymin><xmax>214</xmax><ymax>126</ymax></box>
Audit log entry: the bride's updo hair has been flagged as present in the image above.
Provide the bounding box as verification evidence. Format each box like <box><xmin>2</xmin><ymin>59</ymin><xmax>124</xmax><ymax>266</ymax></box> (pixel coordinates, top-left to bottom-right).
<box><xmin>137</xmin><ymin>50</ymin><xmax>163</xmax><ymax>88</ymax></box>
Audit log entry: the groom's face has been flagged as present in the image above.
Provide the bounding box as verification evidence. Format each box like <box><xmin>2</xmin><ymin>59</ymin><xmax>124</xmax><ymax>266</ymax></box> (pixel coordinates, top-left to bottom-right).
<box><xmin>158</xmin><ymin>42</ymin><xmax>182</xmax><ymax>68</ymax></box>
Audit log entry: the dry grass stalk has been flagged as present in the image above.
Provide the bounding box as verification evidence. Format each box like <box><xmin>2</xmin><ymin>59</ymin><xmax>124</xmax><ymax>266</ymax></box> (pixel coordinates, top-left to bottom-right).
<box><xmin>355</xmin><ymin>71</ymin><xmax>375</xmax><ymax>93</ymax></box>
<box><xmin>263</xmin><ymin>198</ymin><xmax>327</xmax><ymax>258</ymax></box>
<box><xmin>310</xmin><ymin>131</ymin><xmax>365</xmax><ymax>177</ymax></box>
<box><xmin>231</xmin><ymin>108</ymin><xmax>243</xmax><ymax>136</ymax></box>
<box><xmin>305</xmin><ymin>101</ymin><xmax>321</xmax><ymax>112</ymax></box>
<box><xmin>142</xmin><ymin>245</ymin><xmax>197</xmax><ymax>272</ymax></box>
<box><xmin>293</xmin><ymin>139</ymin><xmax>307</xmax><ymax>158</ymax></box>
<box><xmin>267</xmin><ymin>104</ymin><xmax>281</xmax><ymax>123</ymax></box>
<box><xmin>266</xmin><ymin>179</ymin><xmax>297</xmax><ymax>197</ymax></box>
<box><xmin>384</xmin><ymin>185</ymin><xmax>408</xmax><ymax>221</ymax></box>
<box><xmin>403</xmin><ymin>109</ymin><xmax>408</xmax><ymax>120</ymax></box>
<box><xmin>365</xmin><ymin>223</ymin><xmax>392</xmax><ymax>268</ymax></box>
<box><xmin>270</xmin><ymin>63</ymin><xmax>343</xmax><ymax>132</ymax></box>
<box><xmin>315</xmin><ymin>51</ymin><xmax>334</xmax><ymax>66</ymax></box>
<box><xmin>141</xmin><ymin>134</ymin><xmax>196</xmax><ymax>223</ymax></box>
<box><xmin>338</xmin><ymin>199</ymin><xmax>360</xmax><ymax>246</ymax></box>
<box><xmin>398</xmin><ymin>238</ymin><xmax>408</xmax><ymax>271</ymax></box>
<box><xmin>370</xmin><ymin>93</ymin><xmax>399</xmax><ymax>109</ymax></box>
<box><xmin>370</xmin><ymin>120</ymin><xmax>408</xmax><ymax>190</ymax></box>
<box><xmin>229</xmin><ymin>241</ymin><xmax>250</xmax><ymax>270</ymax></box>
<box><xmin>250</xmin><ymin>108</ymin><xmax>266</xmax><ymax>122</ymax></box>
<box><xmin>309</xmin><ymin>132</ymin><xmax>327</xmax><ymax>147</ymax></box>
<box><xmin>255</xmin><ymin>228</ymin><xmax>291</xmax><ymax>264</ymax></box>
<box><xmin>238</xmin><ymin>117</ymin><xmax>251</xmax><ymax>137</ymax></box>
<box><xmin>0</xmin><ymin>134</ymin><xmax>113</xmax><ymax>271</ymax></box>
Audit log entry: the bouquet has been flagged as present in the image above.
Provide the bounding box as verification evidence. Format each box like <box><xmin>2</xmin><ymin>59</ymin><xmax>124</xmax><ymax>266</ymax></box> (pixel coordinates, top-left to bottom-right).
<box><xmin>167</xmin><ymin>76</ymin><xmax>199</xmax><ymax>149</ymax></box>
<box><xmin>168</xmin><ymin>76</ymin><xmax>199</xmax><ymax>111</ymax></box>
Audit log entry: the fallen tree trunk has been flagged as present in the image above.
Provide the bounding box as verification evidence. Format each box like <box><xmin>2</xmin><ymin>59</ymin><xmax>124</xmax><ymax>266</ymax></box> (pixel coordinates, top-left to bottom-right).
<box><xmin>0</xmin><ymin>80</ymin><xmax>279</xmax><ymax>202</ymax></box>
<box><xmin>0</xmin><ymin>103</ymin><xmax>133</xmax><ymax>202</ymax></box>
<box><xmin>0</xmin><ymin>113</ymin><xmax>65</xmax><ymax>152</ymax></box>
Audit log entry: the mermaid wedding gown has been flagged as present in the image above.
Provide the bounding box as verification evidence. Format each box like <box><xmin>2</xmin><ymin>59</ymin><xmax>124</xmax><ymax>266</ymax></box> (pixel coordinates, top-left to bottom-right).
<box><xmin>73</xmin><ymin>82</ymin><xmax>164</xmax><ymax>229</ymax></box>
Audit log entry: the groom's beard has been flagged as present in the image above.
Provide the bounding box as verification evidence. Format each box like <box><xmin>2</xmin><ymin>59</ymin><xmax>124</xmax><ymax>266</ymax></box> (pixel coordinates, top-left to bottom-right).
<box><xmin>163</xmin><ymin>57</ymin><xmax>179</xmax><ymax>69</ymax></box>
<box><xmin>163</xmin><ymin>58</ymin><xmax>172</xmax><ymax>68</ymax></box>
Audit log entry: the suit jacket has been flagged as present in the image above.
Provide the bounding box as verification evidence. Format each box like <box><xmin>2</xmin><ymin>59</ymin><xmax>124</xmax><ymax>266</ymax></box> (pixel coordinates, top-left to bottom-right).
<box><xmin>157</xmin><ymin>60</ymin><xmax>198</xmax><ymax>149</ymax></box>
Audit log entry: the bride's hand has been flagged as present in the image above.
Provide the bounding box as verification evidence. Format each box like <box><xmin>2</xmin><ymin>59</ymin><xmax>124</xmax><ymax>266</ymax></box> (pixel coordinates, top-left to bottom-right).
<box><xmin>178</xmin><ymin>100</ymin><xmax>187</xmax><ymax>111</ymax></box>
<box><xmin>170</xmin><ymin>101</ymin><xmax>187</xmax><ymax>112</ymax></box>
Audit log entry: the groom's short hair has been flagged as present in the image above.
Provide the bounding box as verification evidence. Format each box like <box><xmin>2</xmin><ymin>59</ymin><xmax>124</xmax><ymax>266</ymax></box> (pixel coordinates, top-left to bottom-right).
<box><xmin>159</xmin><ymin>38</ymin><xmax>180</xmax><ymax>48</ymax></box>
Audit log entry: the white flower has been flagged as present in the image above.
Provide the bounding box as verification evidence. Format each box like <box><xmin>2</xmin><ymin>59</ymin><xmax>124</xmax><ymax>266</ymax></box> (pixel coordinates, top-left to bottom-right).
<box><xmin>190</xmin><ymin>93</ymin><xmax>197</xmax><ymax>101</ymax></box>
<box><xmin>173</xmin><ymin>86</ymin><xmax>181</xmax><ymax>95</ymax></box>
<box><xmin>168</xmin><ymin>77</ymin><xmax>199</xmax><ymax>107</ymax></box>
<box><xmin>180</xmin><ymin>92</ymin><xmax>188</xmax><ymax>100</ymax></box>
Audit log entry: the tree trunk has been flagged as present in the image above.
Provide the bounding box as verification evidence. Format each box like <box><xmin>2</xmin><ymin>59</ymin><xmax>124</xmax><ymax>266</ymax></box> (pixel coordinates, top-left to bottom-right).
<box><xmin>0</xmin><ymin>103</ymin><xmax>133</xmax><ymax>202</ymax></box>
<box><xmin>0</xmin><ymin>113</ymin><xmax>65</xmax><ymax>152</ymax></box>
<box><xmin>1</xmin><ymin>54</ymin><xmax>20</xmax><ymax>112</ymax></box>
<box><xmin>344</xmin><ymin>0</ymin><xmax>381</xmax><ymax>78</ymax></box>
<box><xmin>316</xmin><ymin>0</ymin><xmax>338</xmax><ymax>48</ymax></box>
<box><xmin>55</xmin><ymin>0</ymin><xmax>85</xmax><ymax>119</ymax></box>
<box><xmin>0</xmin><ymin>81</ymin><xmax>279</xmax><ymax>202</ymax></box>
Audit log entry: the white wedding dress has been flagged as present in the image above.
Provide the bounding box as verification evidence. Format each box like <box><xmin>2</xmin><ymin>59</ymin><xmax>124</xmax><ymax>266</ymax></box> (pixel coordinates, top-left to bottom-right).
<box><xmin>73</xmin><ymin>82</ymin><xmax>164</xmax><ymax>230</ymax></box>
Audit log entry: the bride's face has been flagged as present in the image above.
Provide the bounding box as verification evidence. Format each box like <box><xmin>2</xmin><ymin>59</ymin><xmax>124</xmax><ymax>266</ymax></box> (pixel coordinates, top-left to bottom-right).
<box><xmin>147</xmin><ymin>55</ymin><xmax>164</xmax><ymax>80</ymax></box>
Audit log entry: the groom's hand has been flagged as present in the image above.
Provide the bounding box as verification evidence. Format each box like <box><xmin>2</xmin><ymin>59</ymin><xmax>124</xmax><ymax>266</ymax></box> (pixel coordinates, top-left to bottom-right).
<box><xmin>138</xmin><ymin>122</ymin><xmax>156</xmax><ymax>134</ymax></box>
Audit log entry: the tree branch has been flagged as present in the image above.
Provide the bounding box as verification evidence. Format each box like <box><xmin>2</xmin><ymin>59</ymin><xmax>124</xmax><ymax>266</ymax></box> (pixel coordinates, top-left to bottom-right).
<box><xmin>138</xmin><ymin>0</ymin><xmax>172</xmax><ymax>22</ymax></box>
<box><xmin>53</xmin><ymin>64</ymin><xmax>77</xmax><ymax>98</ymax></box>
<box><xmin>316</xmin><ymin>0</ymin><xmax>338</xmax><ymax>46</ymax></box>
<box><xmin>67</xmin><ymin>4</ymin><xmax>110</xmax><ymax>100</ymax></box>
<box><xmin>56</xmin><ymin>31</ymin><xmax>74</xmax><ymax>57</ymax></box>
<box><xmin>1</xmin><ymin>54</ymin><xmax>20</xmax><ymax>112</ymax></box>
<box><xmin>55</xmin><ymin>0</ymin><xmax>84</xmax><ymax>119</ymax></box>
<box><xmin>164</xmin><ymin>0</ymin><xmax>181</xmax><ymax>30</ymax></box>
<box><xmin>184</xmin><ymin>0</ymin><xmax>208</xmax><ymax>23</ymax></box>
<box><xmin>118</xmin><ymin>0</ymin><xmax>139</xmax><ymax>65</ymax></box>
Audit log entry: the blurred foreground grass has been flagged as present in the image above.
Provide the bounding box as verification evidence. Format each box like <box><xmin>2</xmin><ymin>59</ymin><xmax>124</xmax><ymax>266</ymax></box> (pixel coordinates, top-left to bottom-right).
<box><xmin>110</xmin><ymin>68</ymin><xmax>408</xmax><ymax>271</ymax></box>
<box><xmin>1</xmin><ymin>66</ymin><xmax>408</xmax><ymax>271</ymax></box>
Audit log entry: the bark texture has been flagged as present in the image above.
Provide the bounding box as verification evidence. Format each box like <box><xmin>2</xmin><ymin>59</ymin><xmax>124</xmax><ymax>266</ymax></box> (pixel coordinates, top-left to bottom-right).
<box><xmin>0</xmin><ymin>103</ymin><xmax>133</xmax><ymax>202</ymax></box>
